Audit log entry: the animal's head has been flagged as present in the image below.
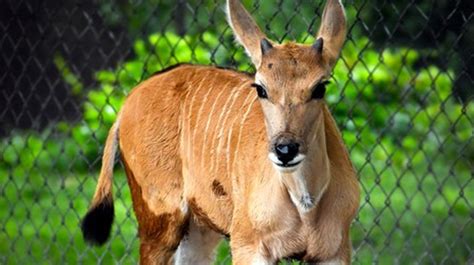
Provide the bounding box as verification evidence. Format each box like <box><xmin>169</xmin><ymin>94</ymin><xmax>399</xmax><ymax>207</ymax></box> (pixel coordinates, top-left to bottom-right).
<box><xmin>227</xmin><ymin>0</ymin><xmax>347</xmax><ymax>172</ymax></box>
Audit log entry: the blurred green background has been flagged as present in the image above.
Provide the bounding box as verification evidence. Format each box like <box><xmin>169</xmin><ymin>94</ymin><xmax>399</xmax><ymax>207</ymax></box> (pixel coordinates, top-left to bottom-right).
<box><xmin>0</xmin><ymin>0</ymin><xmax>473</xmax><ymax>264</ymax></box>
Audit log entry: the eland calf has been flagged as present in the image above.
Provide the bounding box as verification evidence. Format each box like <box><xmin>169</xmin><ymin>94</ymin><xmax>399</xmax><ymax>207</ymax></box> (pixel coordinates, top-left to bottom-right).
<box><xmin>82</xmin><ymin>0</ymin><xmax>360</xmax><ymax>264</ymax></box>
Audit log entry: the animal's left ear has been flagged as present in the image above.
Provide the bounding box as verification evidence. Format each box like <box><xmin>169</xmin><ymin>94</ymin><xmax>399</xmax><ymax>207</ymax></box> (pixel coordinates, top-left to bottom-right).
<box><xmin>315</xmin><ymin>0</ymin><xmax>347</xmax><ymax>69</ymax></box>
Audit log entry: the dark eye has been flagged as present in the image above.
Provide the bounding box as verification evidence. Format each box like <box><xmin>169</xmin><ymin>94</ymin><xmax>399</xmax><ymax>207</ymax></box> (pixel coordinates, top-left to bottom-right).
<box><xmin>311</xmin><ymin>81</ymin><xmax>330</xmax><ymax>100</ymax></box>
<box><xmin>251</xmin><ymin>83</ymin><xmax>268</xmax><ymax>99</ymax></box>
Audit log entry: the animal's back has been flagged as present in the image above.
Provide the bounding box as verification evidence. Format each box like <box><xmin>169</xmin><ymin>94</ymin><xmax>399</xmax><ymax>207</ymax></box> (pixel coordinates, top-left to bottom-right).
<box><xmin>119</xmin><ymin>64</ymin><xmax>260</xmax><ymax>234</ymax></box>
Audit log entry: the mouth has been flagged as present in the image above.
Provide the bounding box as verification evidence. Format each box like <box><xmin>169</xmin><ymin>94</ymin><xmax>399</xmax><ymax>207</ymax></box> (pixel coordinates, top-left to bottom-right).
<box><xmin>275</xmin><ymin>160</ymin><xmax>302</xmax><ymax>168</ymax></box>
<box><xmin>268</xmin><ymin>153</ymin><xmax>306</xmax><ymax>171</ymax></box>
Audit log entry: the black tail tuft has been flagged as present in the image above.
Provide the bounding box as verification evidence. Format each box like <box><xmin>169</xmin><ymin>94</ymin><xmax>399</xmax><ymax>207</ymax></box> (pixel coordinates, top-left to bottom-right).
<box><xmin>81</xmin><ymin>197</ymin><xmax>114</xmax><ymax>246</ymax></box>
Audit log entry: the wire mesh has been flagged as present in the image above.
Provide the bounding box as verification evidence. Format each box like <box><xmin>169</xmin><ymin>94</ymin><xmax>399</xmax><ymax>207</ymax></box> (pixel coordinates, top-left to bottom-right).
<box><xmin>0</xmin><ymin>0</ymin><xmax>473</xmax><ymax>264</ymax></box>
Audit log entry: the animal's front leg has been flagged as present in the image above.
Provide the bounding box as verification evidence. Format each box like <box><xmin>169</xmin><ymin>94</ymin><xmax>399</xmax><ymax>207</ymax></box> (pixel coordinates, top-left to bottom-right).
<box><xmin>306</xmin><ymin>227</ymin><xmax>352</xmax><ymax>265</ymax></box>
<box><xmin>231</xmin><ymin>247</ymin><xmax>275</xmax><ymax>265</ymax></box>
<box><xmin>230</xmin><ymin>231</ymin><xmax>276</xmax><ymax>265</ymax></box>
<box><xmin>322</xmin><ymin>233</ymin><xmax>351</xmax><ymax>265</ymax></box>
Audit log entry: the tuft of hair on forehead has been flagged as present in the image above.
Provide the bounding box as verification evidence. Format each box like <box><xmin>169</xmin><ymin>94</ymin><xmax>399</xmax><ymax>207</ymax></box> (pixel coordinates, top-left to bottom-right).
<box><xmin>258</xmin><ymin>41</ymin><xmax>325</xmax><ymax>79</ymax></box>
<box><xmin>264</xmin><ymin>42</ymin><xmax>317</xmax><ymax>62</ymax></box>
<box><xmin>280</xmin><ymin>42</ymin><xmax>306</xmax><ymax>53</ymax></box>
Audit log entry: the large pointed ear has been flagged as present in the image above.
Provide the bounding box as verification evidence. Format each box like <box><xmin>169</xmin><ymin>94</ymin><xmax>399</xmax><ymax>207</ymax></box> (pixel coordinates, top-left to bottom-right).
<box><xmin>316</xmin><ymin>0</ymin><xmax>347</xmax><ymax>68</ymax></box>
<box><xmin>227</xmin><ymin>0</ymin><xmax>270</xmax><ymax>67</ymax></box>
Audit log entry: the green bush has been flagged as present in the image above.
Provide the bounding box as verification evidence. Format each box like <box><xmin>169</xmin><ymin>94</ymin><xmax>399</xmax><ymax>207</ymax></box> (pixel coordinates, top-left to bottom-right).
<box><xmin>330</xmin><ymin>38</ymin><xmax>473</xmax><ymax>263</ymax></box>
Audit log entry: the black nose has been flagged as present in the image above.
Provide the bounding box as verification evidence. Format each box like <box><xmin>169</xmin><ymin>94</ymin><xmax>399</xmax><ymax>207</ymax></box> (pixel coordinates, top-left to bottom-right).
<box><xmin>275</xmin><ymin>142</ymin><xmax>299</xmax><ymax>164</ymax></box>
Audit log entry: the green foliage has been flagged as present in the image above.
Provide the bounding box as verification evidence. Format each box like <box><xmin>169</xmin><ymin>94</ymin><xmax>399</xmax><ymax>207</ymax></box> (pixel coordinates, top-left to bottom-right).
<box><xmin>330</xmin><ymin>38</ymin><xmax>473</xmax><ymax>263</ymax></box>
<box><xmin>1</xmin><ymin>128</ymin><xmax>91</xmax><ymax>173</ymax></box>
<box><xmin>54</xmin><ymin>53</ymin><xmax>84</xmax><ymax>96</ymax></box>
<box><xmin>0</xmin><ymin>170</ymin><xmax>139</xmax><ymax>264</ymax></box>
<box><xmin>1</xmin><ymin>30</ymin><xmax>472</xmax><ymax>263</ymax></box>
<box><xmin>98</xmin><ymin>1</ymin><xmax>324</xmax><ymax>40</ymax></box>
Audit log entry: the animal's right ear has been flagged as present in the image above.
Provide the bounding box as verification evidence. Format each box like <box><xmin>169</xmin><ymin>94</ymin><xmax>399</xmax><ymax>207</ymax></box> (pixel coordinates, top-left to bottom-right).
<box><xmin>227</xmin><ymin>0</ymin><xmax>270</xmax><ymax>67</ymax></box>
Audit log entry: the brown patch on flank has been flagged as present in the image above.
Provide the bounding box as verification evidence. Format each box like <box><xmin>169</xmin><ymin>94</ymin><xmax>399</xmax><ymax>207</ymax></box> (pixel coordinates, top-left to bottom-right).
<box><xmin>188</xmin><ymin>198</ymin><xmax>228</xmax><ymax>236</ymax></box>
<box><xmin>211</xmin><ymin>180</ymin><xmax>227</xmax><ymax>197</ymax></box>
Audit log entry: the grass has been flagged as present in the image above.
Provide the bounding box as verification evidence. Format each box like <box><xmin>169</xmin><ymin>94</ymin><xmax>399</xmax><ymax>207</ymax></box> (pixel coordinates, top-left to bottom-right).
<box><xmin>0</xmin><ymin>168</ymin><xmax>137</xmax><ymax>264</ymax></box>
<box><xmin>0</xmin><ymin>160</ymin><xmax>472</xmax><ymax>264</ymax></box>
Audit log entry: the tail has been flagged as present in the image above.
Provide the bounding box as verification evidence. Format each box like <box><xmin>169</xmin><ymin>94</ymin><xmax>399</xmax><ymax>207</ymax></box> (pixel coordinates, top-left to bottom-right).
<box><xmin>81</xmin><ymin>117</ymin><xmax>120</xmax><ymax>245</ymax></box>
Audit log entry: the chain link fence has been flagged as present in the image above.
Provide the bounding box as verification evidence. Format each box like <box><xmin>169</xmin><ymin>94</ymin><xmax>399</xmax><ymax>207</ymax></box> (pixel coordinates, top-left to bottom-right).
<box><xmin>1</xmin><ymin>0</ymin><xmax>473</xmax><ymax>264</ymax></box>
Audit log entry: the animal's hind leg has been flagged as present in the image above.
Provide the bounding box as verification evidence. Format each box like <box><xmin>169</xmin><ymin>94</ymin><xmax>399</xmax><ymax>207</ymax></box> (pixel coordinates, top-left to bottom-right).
<box><xmin>138</xmin><ymin>211</ymin><xmax>189</xmax><ymax>265</ymax></box>
<box><xmin>174</xmin><ymin>217</ymin><xmax>223</xmax><ymax>265</ymax></box>
<box><xmin>123</xmin><ymin>160</ymin><xmax>189</xmax><ymax>265</ymax></box>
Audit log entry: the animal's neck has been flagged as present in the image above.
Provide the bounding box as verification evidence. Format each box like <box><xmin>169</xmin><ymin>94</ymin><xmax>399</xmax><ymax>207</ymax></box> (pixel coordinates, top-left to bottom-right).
<box><xmin>278</xmin><ymin>111</ymin><xmax>330</xmax><ymax>215</ymax></box>
<box><xmin>322</xmin><ymin>104</ymin><xmax>354</xmax><ymax>172</ymax></box>
<box><xmin>278</xmin><ymin>103</ymin><xmax>354</xmax><ymax>216</ymax></box>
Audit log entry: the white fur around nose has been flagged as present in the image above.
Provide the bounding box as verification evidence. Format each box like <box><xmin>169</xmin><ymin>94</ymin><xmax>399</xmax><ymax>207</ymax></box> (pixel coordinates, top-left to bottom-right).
<box><xmin>268</xmin><ymin>153</ymin><xmax>306</xmax><ymax>173</ymax></box>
